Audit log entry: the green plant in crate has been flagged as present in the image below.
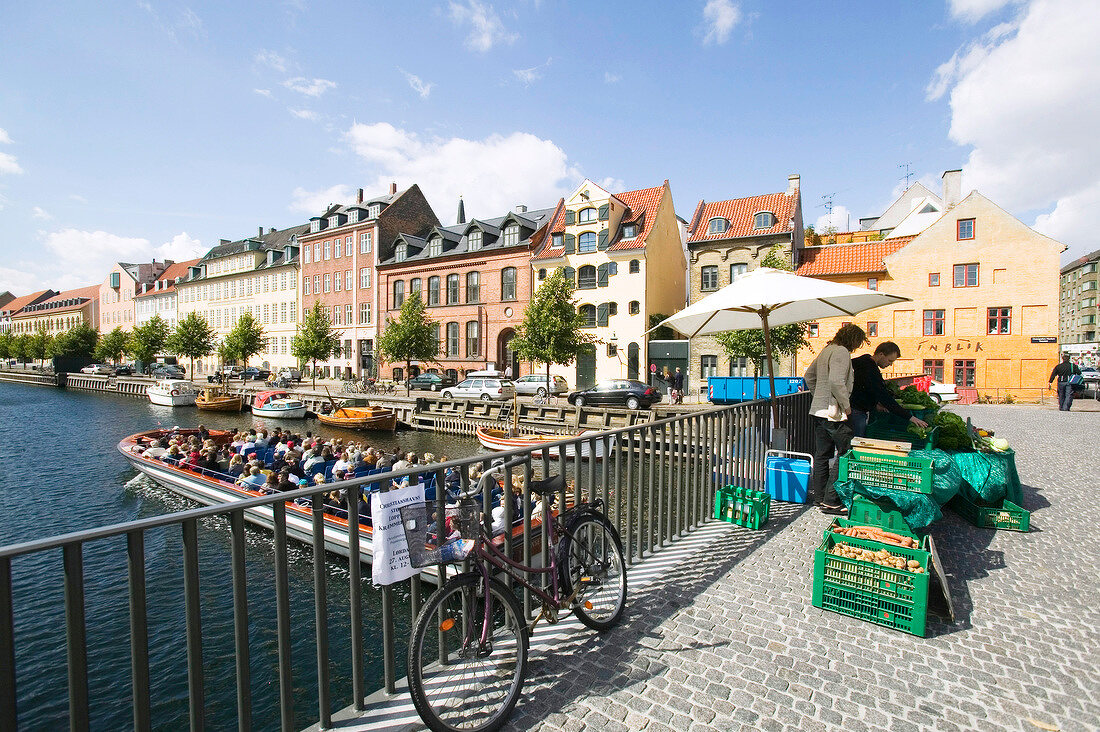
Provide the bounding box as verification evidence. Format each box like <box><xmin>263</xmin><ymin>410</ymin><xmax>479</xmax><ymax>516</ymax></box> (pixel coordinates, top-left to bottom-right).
<box><xmin>931</xmin><ymin>411</ymin><xmax>971</xmax><ymax>451</ymax></box>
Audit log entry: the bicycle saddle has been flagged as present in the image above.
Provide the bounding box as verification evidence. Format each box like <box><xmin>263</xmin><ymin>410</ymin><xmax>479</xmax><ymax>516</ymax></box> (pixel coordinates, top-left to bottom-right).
<box><xmin>528</xmin><ymin>474</ymin><xmax>564</xmax><ymax>497</ymax></box>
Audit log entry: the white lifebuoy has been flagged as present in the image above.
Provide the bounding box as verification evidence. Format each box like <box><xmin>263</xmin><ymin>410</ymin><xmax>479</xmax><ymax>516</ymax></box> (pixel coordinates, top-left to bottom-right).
<box><xmin>170</xmin><ymin>389</ymin><xmax>180</xmax><ymax>396</ymax></box>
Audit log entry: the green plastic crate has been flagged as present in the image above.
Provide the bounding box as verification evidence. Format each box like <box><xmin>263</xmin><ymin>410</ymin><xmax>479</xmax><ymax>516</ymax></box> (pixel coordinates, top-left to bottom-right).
<box><xmin>865</xmin><ymin>421</ymin><xmax>938</xmax><ymax>450</ymax></box>
<box><xmin>812</xmin><ymin>532</ymin><xmax>931</xmax><ymax>637</ymax></box>
<box><xmin>824</xmin><ymin>518</ymin><xmax>928</xmax><ymax>550</ymax></box>
<box><xmin>713</xmin><ymin>485</ymin><xmax>770</xmax><ymax>530</ymax></box>
<box><xmin>948</xmin><ymin>493</ymin><xmax>1030</xmax><ymax>532</ymax></box>
<box><xmin>839</xmin><ymin>450</ymin><xmax>934</xmax><ymax>495</ymax></box>
<box><xmin>847</xmin><ymin>495</ymin><xmax>919</xmax><ymax>538</ymax></box>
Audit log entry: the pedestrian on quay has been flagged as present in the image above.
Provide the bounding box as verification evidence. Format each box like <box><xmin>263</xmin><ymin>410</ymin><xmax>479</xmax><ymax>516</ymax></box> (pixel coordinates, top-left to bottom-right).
<box><xmin>672</xmin><ymin>367</ymin><xmax>685</xmax><ymax>404</ymax></box>
<box><xmin>805</xmin><ymin>323</ymin><xmax>868</xmax><ymax>514</ymax></box>
<box><xmin>849</xmin><ymin>341</ymin><xmax>929</xmax><ymax>437</ymax></box>
<box><xmin>1048</xmin><ymin>353</ymin><xmax>1082</xmax><ymax>411</ymax></box>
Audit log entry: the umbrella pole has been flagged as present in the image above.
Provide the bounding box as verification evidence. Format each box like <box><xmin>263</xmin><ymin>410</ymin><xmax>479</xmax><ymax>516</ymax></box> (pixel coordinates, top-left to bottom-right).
<box><xmin>759</xmin><ymin>309</ymin><xmax>782</xmax><ymax>446</ymax></box>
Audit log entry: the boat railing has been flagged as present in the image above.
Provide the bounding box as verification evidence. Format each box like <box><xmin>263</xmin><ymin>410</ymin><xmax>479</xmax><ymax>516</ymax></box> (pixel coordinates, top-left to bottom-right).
<box><xmin>0</xmin><ymin>391</ymin><xmax>812</xmax><ymax>731</ymax></box>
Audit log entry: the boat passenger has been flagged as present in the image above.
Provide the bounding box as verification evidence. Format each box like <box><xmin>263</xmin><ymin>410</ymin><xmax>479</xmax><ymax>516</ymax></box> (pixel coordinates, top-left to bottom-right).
<box><xmin>240</xmin><ymin>432</ymin><xmax>258</xmax><ymax>456</ymax></box>
<box><xmin>141</xmin><ymin>438</ymin><xmax>169</xmax><ymax>458</ymax></box>
<box><xmin>284</xmin><ymin>456</ymin><xmax>305</xmax><ymax>480</ymax></box>
<box><xmin>270</xmin><ymin>451</ymin><xmax>287</xmax><ymax>474</ymax></box>
<box><xmin>273</xmin><ymin>440</ymin><xmax>290</xmax><ymax>457</ymax></box>
<box><xmin>312</xmin><ymin>474</ymin><xmax>327</xmax><ymax>487</ymax></box>
<box><xmin>197</xmin><ymin>425</ymin><xmax>210</xmax><ymax>443</ymax></box>
<box><xmin>226</xmin><ymin>454</ymin><xmax>245</xmax><ymax>478</ymax></box>
<box><xmin>254</xmin><ymin>429</ymin><xmax>270</xmax><ymax>448</ymax></box>
<box><xmin>237</xmin><ymin>467</ymin><xmax>266</xmax><ymax>490</ymax></box>
<box><xmin>259</xmin><ymin>472</ymin><xmax>280</xmax><ymax>495</ymax></box>
<box><xmin>302</xmin><ymin>448</ymin><xmax>323</xmax><ymax>472</ymax></box>
<box><xmin>199</xmin><ymin>450</ymin><xmax>221</xmax><ymax>473</ymax></box>
<box><xmin>230</xmin><ymin>432</ymin><xmax>245</xmax><ymax>452</ymax></box>
<box><xmin>392</xmin><ymin>452</ymin><xmax>414</xmax><ymax>472</ymax></box>
<box><xmin>165</xmin><ymin>445</ymin><xmax>183</xmax><ymax>463</ymax></box>
<box><xmin>332</xmin><ymin>453</ymin><xmax>351</xmax><ymax>475</ymax></box>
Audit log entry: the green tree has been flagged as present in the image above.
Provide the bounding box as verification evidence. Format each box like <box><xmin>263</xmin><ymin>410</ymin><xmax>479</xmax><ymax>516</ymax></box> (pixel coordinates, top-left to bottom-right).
<box><xmin>804</xmin><ymin>224</ymin><xmax>821</xmax><ymax>247</ymax></box>
<box><xmin>167</xmin><ymin>312</ymin><xmax>216</xmax><ymax>377</ymax></box>
<box><xmin>48</xmin><ymin>323</ymin><xmax>99</xmax><ymax>359</ymax></box>
<box><xmin>223</xmin><ymin>312</ymin><xmax>266</xmax><ymax>375</ymax></box>
<box><xmin>377</xmin><ymin>291</ymin><xmax>438</xmax><ymax>395</ymax></box>
<box><xmin>291</xmin><ymin>301</ymin><xmax>343</xmax><ymax>389</ymax></box>
<box><xmin>95</xmin><ymin>326</ymin><xmax>130</xmax><ymax>364</ymax></box>
<box><xmin>511</xmin><ymin>268</ymin><xmax>595</xmax><ymax>387</ymax></box>
<box><xmin>713</xmin><ymin>246</ymin><xmax>809</xmax><ymax>383</ymax></box>
<box><xmin>0</xmin><ymin>330</ymin><xmax>13</xmax><ymax>361</ymax></box>
<box><xmin>127</xmin><ymin>314</ymin><xmax>170</xmax><ymax>370</ymax></box>
<box><xmin>648</xmin><ymin>313</ymin><xmax>676</xmax><ymax>341</ymax></box>
<box><xmin>10</xmin><ymin>333</ymin><xmax>30</xmax><ymax>366</ymax></box>
<box><xmin>29</xmin><ymin>327</ymin><xmax>53</xmax><ymax>367</ymax></box>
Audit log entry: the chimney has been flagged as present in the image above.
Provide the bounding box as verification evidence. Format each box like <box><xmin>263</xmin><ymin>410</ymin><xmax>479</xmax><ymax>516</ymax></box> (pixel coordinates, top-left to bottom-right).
<box><xmin>259</xmin><ymin>226</ymin><xmax>264</xmax><ymax>238</ymax></box>
<box><xmin>788</xmin><ymin>174</ymin><xmax>800</xmax><ymax>194</ymax></box>
<box><xmin>389</xmin><ymin>181</ymin><xmax>397</xmax><ymax>195</ymax></box>
<box><xmin>942</xmin><ymin>169</ymin><xmax>962</xmax><ymax>209</ymax></box>
<box><xmin>515</xmin><ymin>204</ymin><xmax>527</xmax><ymax>213</ymax></box>
<box><xmin>357</xmin><ymin>188</ymin><xmax>364</xmax><ymax>204</ymax></box>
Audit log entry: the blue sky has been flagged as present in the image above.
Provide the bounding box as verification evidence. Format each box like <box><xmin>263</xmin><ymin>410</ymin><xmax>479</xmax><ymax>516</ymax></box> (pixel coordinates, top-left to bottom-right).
<box><xmin>1</xmin><ymin>0</ymin><xmax>1096</xmax><ymax>294</ymax></box>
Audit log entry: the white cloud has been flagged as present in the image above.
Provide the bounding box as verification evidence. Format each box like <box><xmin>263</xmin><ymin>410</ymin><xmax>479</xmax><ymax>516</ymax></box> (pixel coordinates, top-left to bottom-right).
<box><xmin>400</xmin><ymin>69</ymin><xmax>433</xmax><ymax>99</ymax></box>
<box><xmin>930</xmin><ymin>0</ymin><xmax>1100</xmax><ymax>260</ymax></box>
<box><xmin>604</xmin><ymin>72</ymin><xmax>621</xmax><ymax>84</ymax></box>
<box><xmin>948</xmin><ymin>0</ymin><xmax>1022</xmax><ymax>22</ymax></box>
<box><xmin>154</xmin><ymin>232</ymin><xmax>205</xmax><ymax>261</ymax></box>
<box><xmin>448</xmin><ymin>0</ymin><xmax>517</xmax><ymax>53</ymax></box>
<box><xmin>815</xmin><ymin>205</ymin><xmax>854</xmax><ymax>233</ymax></box>
<box><xmin>0</xmin><ymin>128</ymin><xmax>11</xmax><ymax>144</ymax></box>
<box><xmin>513</xmin><ymin>58</ymin><xmax>551</xmax><ymax>86</ymax></box>
<box><xmin>255</xmin><ymin>49</ymin><xmax>289</xmax><ymax>73</ymax></box>
<box><xmin>0</xmin><ymin>151</ymin><xmax>21</xmax><ymax>176</ymax></box>
<box><xmin>31</xmin><ymin>206</ymin><xmax>50</xmax><ymax>220</ymax></box>
<box><xmin>289</xmin><ymin>184</ymin><xmax>353</xmax><ymax>215</ymax></box>
<box><xmin>343</xmin><ymin>122</ymin><xmax>582</xmax><ymax>219</ymax></box>
<box><xmin>701</xmin><ymin>0</ymin><xmax>742</xmax><ymax>46</ymax></box>
<box><xmin>282</xmin><ymin>77</ymin><xmax>337</xmax><ymax>97</ymax></box>
<box><xmin>254</xmin><ymin>88</ymin><xmax>273</xmax><ymax>98</ymax></box>
<box><xmin>289</xmin><ymin>108</ymin><xmax>319</xmax><ymax>121</ymax></box>
<box><xmin>69</xmin><ymin>194</ymin><xmax>87</xmax><ymax>203</ymax></box>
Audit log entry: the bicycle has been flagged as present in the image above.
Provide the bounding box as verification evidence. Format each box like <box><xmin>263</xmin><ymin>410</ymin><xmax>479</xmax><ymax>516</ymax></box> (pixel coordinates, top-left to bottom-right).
<box><xmin>401</xmin><ymin>455</ymin><xmax>627</xmax><ymax>732</ymax></box>
<box><xmin>531</xmin><ymin>392</ymin><xmax>558</xmax><ymax>406</ymax></box>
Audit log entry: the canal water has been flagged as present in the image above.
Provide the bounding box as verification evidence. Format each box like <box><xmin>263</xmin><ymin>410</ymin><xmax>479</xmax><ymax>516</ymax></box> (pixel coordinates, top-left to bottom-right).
<box><xmin>0</xmin><ymin>382</ymin><xmax>485</xmax><ymax>731</ymax></box>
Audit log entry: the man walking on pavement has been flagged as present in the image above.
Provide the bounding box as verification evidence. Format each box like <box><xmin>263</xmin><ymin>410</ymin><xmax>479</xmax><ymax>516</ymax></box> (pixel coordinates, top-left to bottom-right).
<box><xmin>1048</xmin><ymin>353</ymin><xmax>1081</xmax><ymax>411</ymax></box>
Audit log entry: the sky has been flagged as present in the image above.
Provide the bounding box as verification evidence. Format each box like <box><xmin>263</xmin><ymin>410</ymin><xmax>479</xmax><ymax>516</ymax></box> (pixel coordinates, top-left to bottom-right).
<box><xmin>1</xmin><ymin>0</ymin><xmax>1097</xmax><ymax>295</ymax></box>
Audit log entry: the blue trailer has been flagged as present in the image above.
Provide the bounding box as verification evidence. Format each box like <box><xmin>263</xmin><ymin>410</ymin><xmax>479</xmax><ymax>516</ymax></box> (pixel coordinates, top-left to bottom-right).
<box><xmin>707</xmin><ymin>376</ymin><xmax>805</xmax><ymax>404</ymax></box>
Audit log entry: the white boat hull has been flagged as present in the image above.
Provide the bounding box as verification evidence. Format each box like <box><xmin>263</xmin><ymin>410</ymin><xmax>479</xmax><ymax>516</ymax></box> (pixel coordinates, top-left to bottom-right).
<box><xmin>476</xmin><ymin>429</ymin><xmax>615</xmax><ymax>459</ymax></box>
<box><xmin>252</xmin><ymin>405</ymin><xmax>308</xmax><ymax>419</ymax></box>
<box><xmin>148</xmin><ymin>391</ymin><xmax>197</xmax><ymax>406</ymax></box>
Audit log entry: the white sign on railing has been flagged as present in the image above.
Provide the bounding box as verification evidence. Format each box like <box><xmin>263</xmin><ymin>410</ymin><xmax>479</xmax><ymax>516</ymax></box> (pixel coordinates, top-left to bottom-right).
<box><xmin>371</xmin><ymin>482</ymin><xmax>425</xmax><ymax>586</ymax></box>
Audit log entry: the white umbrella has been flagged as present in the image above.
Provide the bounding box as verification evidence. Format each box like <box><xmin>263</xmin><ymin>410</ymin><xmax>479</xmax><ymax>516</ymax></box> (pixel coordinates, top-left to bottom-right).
<box><xmin>655</xmin><ymin>267</ymin><xmax>910</xmax><ymax>426</ymax></box>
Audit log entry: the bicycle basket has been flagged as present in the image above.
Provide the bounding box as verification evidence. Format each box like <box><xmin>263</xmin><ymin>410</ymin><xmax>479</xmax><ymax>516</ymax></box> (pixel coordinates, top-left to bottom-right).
<box><xmin>399</xmin><ymin>499</ymin><xmax>482</xmax><ymax>568</ymax></box>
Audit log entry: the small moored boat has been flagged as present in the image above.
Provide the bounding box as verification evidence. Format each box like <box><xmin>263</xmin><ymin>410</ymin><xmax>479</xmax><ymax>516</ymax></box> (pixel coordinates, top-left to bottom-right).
<box><xmin>147</xmin><ymin>379</ymin><xmax>198</xmax><ymax>406</ymax></box>
<box><xmin>317</xmin><ymin>405</ymin><xmax>397</xmax><ymax>431</ymax></box>
<box><xmin>252</xmin><ymin>390</ymin><xmax>307</xmax><ymax>419</ymax></box>
<box><xmin>196</xmin><ymin>385</ymin><xmax>244</xmax><ymax>412</ymax></box>
<box><xmin>475</xmin><ymin>426</ymin><xmax>614</xmax><ymax>459</ymax></box>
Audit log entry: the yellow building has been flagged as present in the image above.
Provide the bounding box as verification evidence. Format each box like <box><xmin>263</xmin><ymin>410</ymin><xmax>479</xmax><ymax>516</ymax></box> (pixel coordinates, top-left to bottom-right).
<box><xmin>10</xmin><ymin>286</ymin><xmax>99</xmax><ymax>335</ymax></box>
<box><xmin>531</xmin><ymin>179</ymin><xmax>685</xmax><ymax>387</ymax></box>
<box><xmin>797</xmin><ymin>173</ymin><xmax>1063</xmax><ymax>399</ymax></box>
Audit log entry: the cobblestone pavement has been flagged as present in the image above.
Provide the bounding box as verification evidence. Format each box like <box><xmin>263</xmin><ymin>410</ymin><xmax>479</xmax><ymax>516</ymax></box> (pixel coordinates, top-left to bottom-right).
<box><xmin>506</xmin><ymin>405</ymin><xmax>1100</xmax><ymax>732</ymax></box>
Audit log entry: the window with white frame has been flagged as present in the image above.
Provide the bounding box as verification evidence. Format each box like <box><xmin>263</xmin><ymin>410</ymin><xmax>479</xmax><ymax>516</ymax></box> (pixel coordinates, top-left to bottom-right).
<box><xmin>701</xmin><ymin>355</ymin><xmax>718</xmax><ymax>378</ymax></box>
<box><xmin>345</xmin><ymin>236</ymin><xmax>353</xmax><ymax>256</ymax></box>
<box><xmin>430</xmin><ymin>237</ymin><xmax>443</xmax><ymax>256</ymax></box>
<box><xmin>360</xmin><ymin>232</ymin><xmax>372</xmax><ymax>253</ymax></box>
<box><xmin>345</xmin><ymin>270</ymin><xmax>352</xmax><ymax>291</ymax></box>
<box><xmin>395</xmin><ymin>243</ymin><xmax>407</xmax><ymax>262</ymax></box>
<box><xmin>467</xmin><ymin>231</ymin><xmax>481</xmax><ymax>251</ymax></box>
<box><xmin>707</xmin><ymin>217</ymin><xmax>729</xmax><ymax>234</ymax></box>
<box><xmin>335</xmin><ymin>272</ymin><xmax>342</xmax><ymax>291</ymax></box>
<box><xmin>578</xmin><ymin>207</ymin><xmax>597</xmax><ymax>223</ymax></box>
<box><xmin>323</xmin><ymin>273</ymin><xmax>331</xmax><ymax>293</ymax></box>
<box><xmin>502</xmin><ymin>225</ymin><xmax>519</xmax><ymax>247</ymax></box>
<box><xmin>359</xmin><ymin>302</ymin><xmax>371</xmax><ymax>324</ymax></box>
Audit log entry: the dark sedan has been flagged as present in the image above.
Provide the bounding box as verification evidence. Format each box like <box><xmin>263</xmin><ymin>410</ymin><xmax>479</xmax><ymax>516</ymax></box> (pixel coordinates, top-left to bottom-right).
<box><xmin>567</xmin><ymin>379</ymin><xmax>662</xmax><ymax>410</ymax></box>
<box><xmin>240</xmin><ymin>367</ymin><xmax>271</xmax><ymax>381</ymax></box>
<box><xmin>406</xmin><ymin>372</ymin><xmax>457</xmax><ymax>391</ymax></box>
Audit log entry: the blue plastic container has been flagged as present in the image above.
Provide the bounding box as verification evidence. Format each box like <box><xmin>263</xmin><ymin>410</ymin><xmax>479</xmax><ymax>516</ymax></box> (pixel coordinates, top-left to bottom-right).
<box><xmin>707</xmin><ymin>376</ymin><xmax>805</xmax><ymax>404</ymax></box>
<box><xmin>764</xmin><ymin>449</ymin><xmax>812</xmax><ymax>504</ymax></box>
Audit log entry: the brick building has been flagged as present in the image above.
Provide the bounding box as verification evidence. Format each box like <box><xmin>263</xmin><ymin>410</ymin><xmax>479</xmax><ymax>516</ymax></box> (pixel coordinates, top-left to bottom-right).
<box><xmin>134</xmin><ymin>259</ymin><xmax>201</xmax><ymax>329</ymax></box>
<box><xmin>0</xmin><ymin>290</ymin><xmax>55</xmax><ymax>333</ymax></box>
<box><xmin>99</xmin><ymin>261</ymin><xmax>172</xmax><ymax>332</ymax></box>
<box><xmin>376</xmin><ymin>202</ymin><xmax>559</xmax><ymax>381</ymax></box>
<box><xmin>10</xmin><ymin>286</ymin><xmax>100</xmax><ymax>335</ymax></box>
<box><xmin>298</xmin><ymin>184</ymin><xmax>439</xmax><ymax>379</ymax></box>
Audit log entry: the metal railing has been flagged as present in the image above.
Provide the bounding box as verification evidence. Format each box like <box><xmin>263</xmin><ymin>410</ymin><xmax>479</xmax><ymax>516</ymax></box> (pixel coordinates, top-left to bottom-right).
<box><xmin>0</xmin><ymin>392</ymin><xmax>811</xmax><ymax>731</ymax></box>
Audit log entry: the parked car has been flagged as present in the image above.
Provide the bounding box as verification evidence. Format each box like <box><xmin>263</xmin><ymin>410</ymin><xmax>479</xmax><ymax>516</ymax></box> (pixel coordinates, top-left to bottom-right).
<box><xmin>406</xmin><ymin>372</ymin><xmax>457</xmax><ymax>391</ymax></box>
<box><xmin>927</xmin><ymin>380</ymin><xmax>960</xmax><ymax>403</ymax></box>
<box><xmin>441</xmin><ymin>375</ymin><xmax>515</xmax><ymax>401</ymax></box>
<box><xmin>513</xmin><ymin>373</ymin><xmax>569</xmax><ymax>397</ymax></box>
<box><xmin>221</xmin><ymin>365</ymin><xmax>244</xmax><ymax>378</ymax></box>
<box><xmin>1080</xmin><ymin>366</ymin><xmax>1099</xmax><ymax>383</ymax></box>
<box><xmin>80</xmin><ymin>363</ymin><xmax>112</xmax><ymax>375</ymax></box>
<box><xmin>149</xmin><ymin>364</ymin><xmax>186</xmax><ymax>379</ymax></box>
<box><xmin>112</xmin><ymin>364</ymin><xmax>134</xmax><ymax>376</ymax></box>
<box><xmin>240</xmin><ymin>367</ymin><xmax>271</xmax><ymax>381</ymax></box>
<box><xmin>277</xmin><ymin>366</ymin><xmax>303</xmax><ymax>383</ymax></box>
<box><xmin>567</xmin><ymin>380</ymin><xmax>662</xmax><ymax>410</ymax></box>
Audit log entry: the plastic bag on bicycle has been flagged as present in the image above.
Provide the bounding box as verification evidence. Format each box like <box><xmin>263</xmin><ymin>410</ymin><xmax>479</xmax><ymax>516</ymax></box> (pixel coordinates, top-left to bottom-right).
<box><xmin>437</xmin><ymin>538</ymin><xmax>475</xmax><ymax>562</ymax></box>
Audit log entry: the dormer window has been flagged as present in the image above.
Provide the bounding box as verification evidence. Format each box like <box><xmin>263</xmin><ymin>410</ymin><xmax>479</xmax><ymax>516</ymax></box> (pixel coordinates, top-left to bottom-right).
<box><xmin>552</xmin><ymin>233</ymin><xmax>563</xmax><ymax>247</ymax></box>
<box><xmin>622</xmin><ymin>224</ymin><xmax>637</xmax><ymax>239</ymax></box>
<box><xmin>753</xmin><ymin>212</ymin><xmax>776</xmax><ymax>229</ymax></box>
<box><xmin>502</xmin><ymin>224</ymin><xmax>519</xmax><ymax>247</ymax></box>
<box><xmin>468</xmin><ymin>231</ymin><xmax>482</xmax><ymax>251</ymax></box>
<box><xmin>369</xmin><ymin>204</ymin><xmax>380</xmax><ymax>218</ymax></box>
<box><xmin>348</xmin><ymin>209</ymin><xmax>359</xmax><ymax>224</ymax></box>
<box><xmin>430</xmin><ymin>237</ymin><xmax>443</xmax><ymax>256</ymax></box>
<box><xmin>578</xmin><ymin>207</ymin><xmax>597</xmax><ymax>223</ymax></box>
<box><xmin>310</xmin><ymin>220</ymin><xmax>320</xmax><ymax>233</ymax></box>
<box><xmin>329</xmin><ymin>215</ymin><xmax>339</xmax><ymax>228</ymax></box>
<box><xmin>708</xmin><ymin>217</ymin><xmax>729</xmax><ymax>234</ymax></box>
<box><xmin>395</xmin><ymin>243</ymin><xmax>407</xmax><ymax>262</ymax></box>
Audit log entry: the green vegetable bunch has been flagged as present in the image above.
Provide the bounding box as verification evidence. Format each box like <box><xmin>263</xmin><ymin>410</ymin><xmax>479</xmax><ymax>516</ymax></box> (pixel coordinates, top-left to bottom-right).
<box><xmin>898</xmin><ymin>385</ymin><xmax>940</xmax><ymax>411</ymax></box>
<box><xmin>932</xmin><ymin>410</ymin><xmax>971</xmax><ymax>451</ymax></box>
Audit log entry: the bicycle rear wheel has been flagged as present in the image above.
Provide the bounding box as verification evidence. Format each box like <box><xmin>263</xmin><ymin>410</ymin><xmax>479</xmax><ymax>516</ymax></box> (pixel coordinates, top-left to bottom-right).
<box><xmin>557</xmin><ymin>512</ymin><xmax>627</xmax><ymax>631</ymax></box>
<box><xmin>408</xmin><ymin>573</ymin><xmax>528</xmax><ymax>732</ymax></box>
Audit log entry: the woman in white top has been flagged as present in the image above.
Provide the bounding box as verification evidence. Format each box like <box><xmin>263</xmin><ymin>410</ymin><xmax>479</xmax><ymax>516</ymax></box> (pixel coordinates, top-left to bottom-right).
<box><xmin>804</xmin><ymin>323</ymin><xmax>868</xmax><ymax>513</ymax></box>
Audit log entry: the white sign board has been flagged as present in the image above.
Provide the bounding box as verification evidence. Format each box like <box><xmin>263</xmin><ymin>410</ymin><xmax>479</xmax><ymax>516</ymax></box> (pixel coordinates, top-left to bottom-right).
<box><xmin>371</xmin><ymin>482</ymin><xmax>426</xmax><ymax>586</ymax></box>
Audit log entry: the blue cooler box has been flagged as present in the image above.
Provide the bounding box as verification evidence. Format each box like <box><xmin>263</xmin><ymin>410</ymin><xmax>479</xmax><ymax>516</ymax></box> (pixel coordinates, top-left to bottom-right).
<box><xmin>765</xmin><ymin>450</ymin><xmax>813</xmax><ymax>504</ymax></box>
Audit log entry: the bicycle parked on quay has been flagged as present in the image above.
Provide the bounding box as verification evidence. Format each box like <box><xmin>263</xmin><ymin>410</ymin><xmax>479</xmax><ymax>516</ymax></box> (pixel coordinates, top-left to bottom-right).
<box><xmin>400</xmin><ymin>454</ymin><xmax>628</xmax><ymax>732</ymax></box>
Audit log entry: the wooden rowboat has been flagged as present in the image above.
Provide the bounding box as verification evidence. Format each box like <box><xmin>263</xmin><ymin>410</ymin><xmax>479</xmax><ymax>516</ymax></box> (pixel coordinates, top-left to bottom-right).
<box><xmin>475</xmin><ymin>426</ymin><xmax>614</xmax><ymax>459</ymax></box>
<box><xmin>317</xmin><ymin>405</ymin><xmax>397</xmax><ymax>431</ymax></box>
<box><xmin>196</xmin><ymin>386</ymin><xmax>244</xmax><ymax>412</ymax></box>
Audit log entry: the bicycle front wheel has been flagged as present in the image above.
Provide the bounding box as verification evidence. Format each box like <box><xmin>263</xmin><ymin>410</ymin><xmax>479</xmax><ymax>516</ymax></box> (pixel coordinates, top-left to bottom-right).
<box><xmin>409</xmin><ymin>573</ymin><xmax>529</xmax><ymax>732</ymax></box>
<box><xmin>557</xmin><ymin>513</ymin><xmax>627</xmax><ymax>631</ymax></box>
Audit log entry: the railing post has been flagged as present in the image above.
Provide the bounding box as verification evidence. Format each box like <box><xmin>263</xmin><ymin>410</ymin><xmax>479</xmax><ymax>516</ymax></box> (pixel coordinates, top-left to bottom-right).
<box><xmin>0</xmin><ymin>557</ymin><xmax>14</xmax><ymax>732</ymax></box>
<box><xmin>272</xmin><ymin>503</ymin><xmax>294</xmax><ymax>731</ymax></box>
<box><xmin>311</xmin><ymin>493</ymin><xmax>331</xmax><ymax>729</ymax></box>
<box><xmin>229</xmin><ymin>510</ymin><xmax>252</xmax><ymax>730</ymax></box>
<box><xmin>126</xmin><ymin>531</ymin><xmax>151</xmax><ymax>732</ymax></box>
<box><xmin>181</xmin><ymin>520</ymin><xmax>204</xmax><ymax>732</ymax></box>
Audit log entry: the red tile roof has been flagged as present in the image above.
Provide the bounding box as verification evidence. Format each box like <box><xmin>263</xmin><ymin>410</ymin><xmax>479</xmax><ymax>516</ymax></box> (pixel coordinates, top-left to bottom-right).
<box><xmin>14</xmin><ymin>285</ymin><xmax>100</xmax><ymax>316</ymax></box>
<box><xmin>135</xmin><ymin>259</ymin><xmax>200</xmax><ymax>297</ymax></box>
<box><xmin>533</xmin><ymin>183</ymin><xmax>667</xmax><ymax>260</ymax></box>
<box><xmin>796</xmin><ymin>237</ymin><xmax>915</xmax><ymax>276</ymax></box>
<box><xmin>2</xmin><ymin>289</ymin><xmax>54</xmax><ymax>315</ymax></box>
<box><xmin>686</xmin><ymin>191</ymin><xmax>799</xmax><ymax>243</ymax></box>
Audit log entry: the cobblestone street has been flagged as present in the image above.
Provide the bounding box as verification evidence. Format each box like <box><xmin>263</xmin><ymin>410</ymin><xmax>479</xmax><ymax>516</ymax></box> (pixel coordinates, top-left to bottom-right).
<box><xmin>509</xmin><ymin>404</ymin><xmax>1100</xmax><ymax>732</ymax></box>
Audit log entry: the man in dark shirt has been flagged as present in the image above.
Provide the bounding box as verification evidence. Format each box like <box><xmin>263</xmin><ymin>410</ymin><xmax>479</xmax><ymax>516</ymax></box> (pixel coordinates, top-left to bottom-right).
<box><xmin>850</xmin><ymin>342</ymin><xmax>930</xmax><ymax>437</ymax></box>
<box><xmin>1048</xmin><ymin>354</ymin><xmax>1081</xmax><ymax>411</ymax></box>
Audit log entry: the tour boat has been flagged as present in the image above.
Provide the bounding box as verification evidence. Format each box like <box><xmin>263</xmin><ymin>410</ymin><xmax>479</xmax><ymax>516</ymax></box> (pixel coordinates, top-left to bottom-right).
<box><xmin>475</xmin><ymin>426</ymin><xmax>615</xmax><ymax>459</ymax></box>
<box><xmin>252</xmin><ymin>390</ymin><xmax>308</xmax><ymax>419</ymax></box>
<box><xmin>147</xmin><ymin>379</ymin><xmax>198</xmax><ymax>406</ymax></box>
<box><xmin>118</xmin><ymin>428</ymin><xmax>542</xmax><ymax>582</ymax></box>
<box><xmin>317</xmin><ymin>405</ymin><xmax>397</xmax><ymax>431</ymax></box>
<box><xmin>196</xmin><ymin>386</ymin><xmax>244</xmax><ymax>412</ymax></box>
